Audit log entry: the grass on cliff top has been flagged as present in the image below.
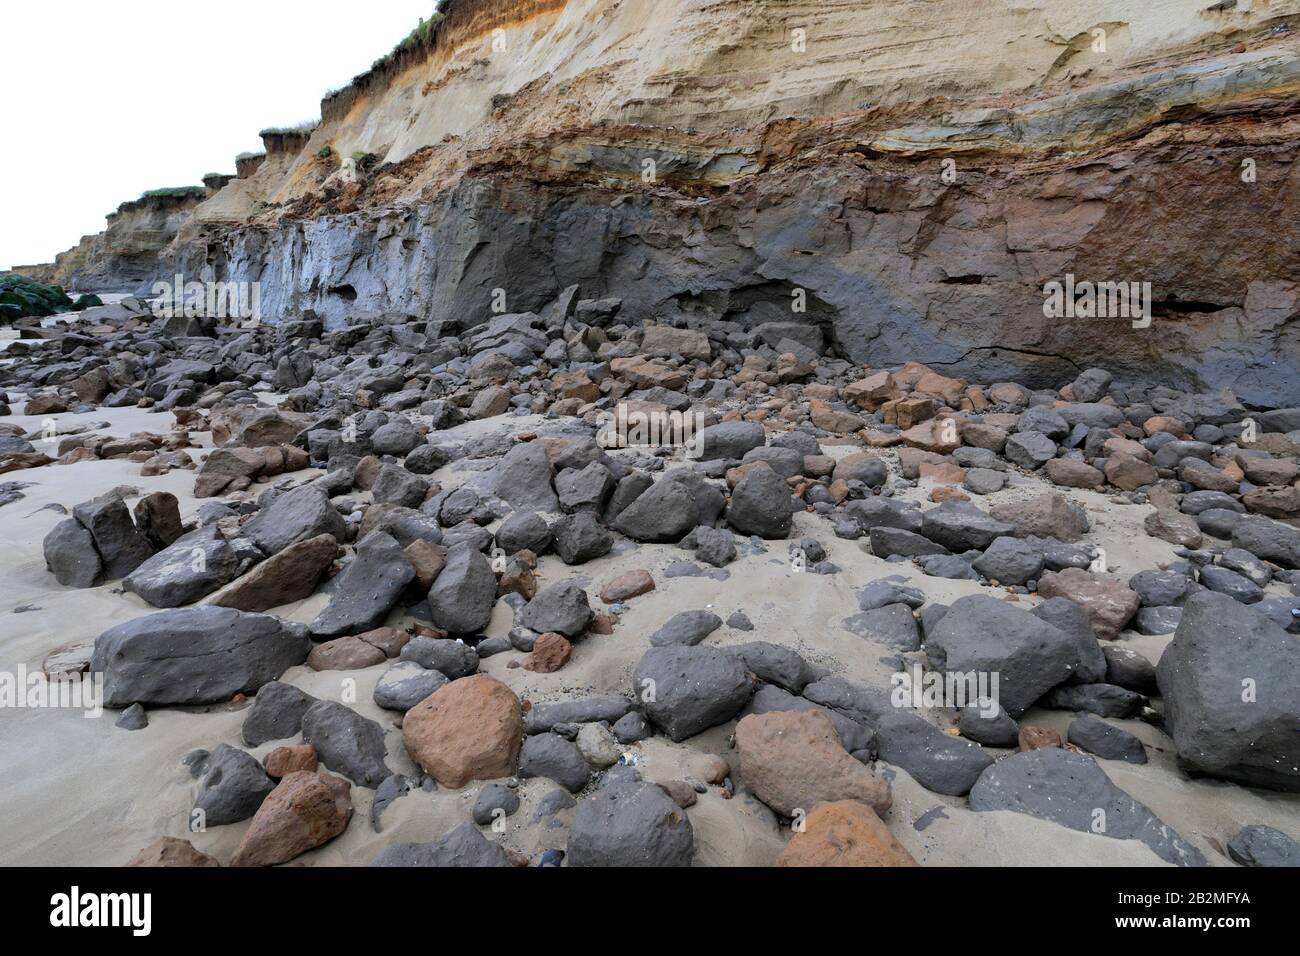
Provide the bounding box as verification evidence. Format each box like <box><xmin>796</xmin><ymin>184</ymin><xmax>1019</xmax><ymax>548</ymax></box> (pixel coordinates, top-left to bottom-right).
<box><xmin>259</xmin><ymin>121</ymin><xmax>319</xmax><ymax>138</ymax></box>
<box><xmin>140</xmin><ymin>186</ymin><xmax>206</xmax><ymax>200</ymax></box>
<box><xmin>362</xmin><ymin>11</ymin><xmax>447</xmax><ymax>78</ymax></box>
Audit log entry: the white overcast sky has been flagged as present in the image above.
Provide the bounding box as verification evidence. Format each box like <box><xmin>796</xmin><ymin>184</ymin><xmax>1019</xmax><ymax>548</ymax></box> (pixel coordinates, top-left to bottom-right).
<box><xmin>0</xmin><ymin>0</ymin><xmax>434</xmax><ymax>271</ymax></box>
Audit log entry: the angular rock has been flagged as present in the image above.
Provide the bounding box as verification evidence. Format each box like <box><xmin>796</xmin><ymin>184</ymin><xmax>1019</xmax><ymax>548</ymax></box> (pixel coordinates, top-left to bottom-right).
<box><xmin>311</xmin><ymin>531</ymin><xmax>415</xmax><ymax>638</ymax></box>
<box><xmin>633</xmin><ymin>645</ymin><xmax>753</xmax><ymax>742</ymax></box>
<box><xmin>210</xmin><ymin>533</ymin><xmax>337</xmax><ymax>613</ymax></box>
<box><xmin>1038</xmin><ymin>568</ymin><xmax>1140</xmax><ymax>640</ymax></box>
<box><xmin>93</xmin><ymin>607</ymin><xmax>310</xmax><ymax>707</ymax></box>
<box><xmin>1157</xmin><ymin>592</ymin><xmax>1300</xmax><ymax>791</ymax></box>
<box><xmin>519</xmin><ymin>581</ymin><xmax>593</xmax><ymax>637</ymax></box>
<box><xmin>567</xmin><ymin>780</ymin><xmax>694</xmax><ymax>867</ymax></box>
<box><xmin>1067</xmin><ymin>714</ymin><xmax>1148</xmax><ymax>764</ymax></box>
<box><xmin>777</xmin><ymin>801</ymin><xmax>917</xmax><ymax>867</ymax></box>
<box><xmin>230</xmin><ymin>771</ymin><xmax>352</xmax><ymax>867</ymax></box>
<box><xmin>244</xmin><ymin>485</ymin><xmax>347</xmax><ymax>557</ymax></box>
<box><xmin>969</xmin><ymin>748</ymin><xmax>1206</xmax><ymax>866</ymax></box>
<box><xmin>300</xmin><ymin>700</ymin><xmax>391</xmax><ymax>789</ymax></box>
<box><xmin>242</xmin><ymin>681</ymin><xmax>318</xmax><ymax>747</ymax></box>
<box><xmin>735</xmin><ymin>710</ymin><xmax>891</xmax><ymax>817</ymax></box>
<box><xmin>402</xmin><ymin>675</ymin><xmax>524</xmax><ymax>788</ymax></box>
<box><xmin>726</xmin><ymin>462</ymin><xmax>793</xmax><ymax>540</ymax></box>
<box><xmin>124</xmin><ymin>525</ymin><xmax>241</xmax><ymax>608</ymax></box>
<box><xmin>427</xmin><ymin>543</ymin><xmax>497</xmax><ymax>635</ymax></box>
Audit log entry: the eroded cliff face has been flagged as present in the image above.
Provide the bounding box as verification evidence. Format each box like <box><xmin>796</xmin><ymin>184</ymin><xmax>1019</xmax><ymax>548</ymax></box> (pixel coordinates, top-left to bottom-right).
<box><xmin>41</xmin><ymin>191</ymin><xmax>205</xmax><ymax>293</ymax></box>
<box><xmin>39</xmin><ymin>0</ymin><xmax>1300</xmax><ymax>402</ymax></box>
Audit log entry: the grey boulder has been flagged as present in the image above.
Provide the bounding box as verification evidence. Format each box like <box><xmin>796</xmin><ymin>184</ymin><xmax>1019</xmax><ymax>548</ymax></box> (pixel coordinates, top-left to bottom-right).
<box><xmin>93</xmin><ymin>607</ymin><xmax>310</xmax><ymax>707</ymax></box>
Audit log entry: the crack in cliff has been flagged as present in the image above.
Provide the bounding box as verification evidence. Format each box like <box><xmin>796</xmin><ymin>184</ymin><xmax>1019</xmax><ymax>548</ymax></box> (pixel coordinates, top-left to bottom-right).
<box><xmin>927</xmin><ymin>346</ymin><xmax>1085</xmax><ymax>374</ymax></box>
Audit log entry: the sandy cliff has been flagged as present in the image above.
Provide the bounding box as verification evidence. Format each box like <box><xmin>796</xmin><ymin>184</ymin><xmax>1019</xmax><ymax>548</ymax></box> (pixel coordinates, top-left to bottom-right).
<box><xmin>30</xmin><ymin>0</ymin><xmax>1300</xmax><ymax>400</ymax></box>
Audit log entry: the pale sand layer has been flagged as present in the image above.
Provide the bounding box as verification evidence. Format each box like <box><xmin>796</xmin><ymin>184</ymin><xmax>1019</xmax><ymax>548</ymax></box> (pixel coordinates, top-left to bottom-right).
<box><xmin>1</xmin><ymin>398</ymin><xmax>1298</xmax><ymax>866</ymax></box>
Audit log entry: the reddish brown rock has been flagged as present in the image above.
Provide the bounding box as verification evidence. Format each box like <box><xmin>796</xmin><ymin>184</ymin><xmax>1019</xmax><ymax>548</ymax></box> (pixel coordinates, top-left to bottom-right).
<box><xmin>404</xmin><ymin>539</ymin><xmax>446</xmax><ymax>591</ymax></box>
<box><xmin>914</xmin><ymin>370</ymin><xmax>967</xmax><ymax>406</ymax></box>
<box><xmin>209</xmin><ymin>533</ymin><xmax>337</xmax><ymax>612</ymax></box>
<box><xmin>1038</xmin><ymin>568</ymin><xmax>1140</xmax><ymax>640</ymax></box>
<box><xmin>901</xmin><ymin>417</ymin><xmax>962</xmax><ymax>454</ymax></box>
<box><xmin>1045</xmin><ymin>458</ymin><xmax>1105</xmax><ymax>489</ymax></box>
<box><xmin>356</xmin><ymin>626</ymin><xmax>410</xmax><ymax>658</ymax></box>
<box><xmin>523</xmin><ymin>632</ymin><xmax>573</xmax><ymax>673</ymax></box>
<box><xmin>307</xmin><ymin>636</ymin><xmax>387</xmax><ymax>671</ymax></box>
<box><xmin>1144</xmin><ymin>508</ymin><xmax>1203</xmax><ymax>548</ymax></box>
<box><xmin>777</xmin><ymin>801</ymin><xmax>918</xmax><ymax>868</ymax></box>
<box><xmin>265</xmin><ymin>744</ymin><xmax>319</xmax><ymax>779</ymax></box>
<box><xmin>230</xmin><ymin>771</ymin><xmax>352</xmax><ymax>867</ymax></box>
<box><xmin>809</xmin><ymin>399</ymin><xmax>864</xmax><ymax>434</ymax></box>
<box><xmin>599</xmin><ymin>570</ymin><xmax>656</xmax><ymax>604</ymax></box>
<box><xmin>127</xmin><ymin>836</ymin><xmax>220</xmax><ymax>868</ymax></box>
<box><xmin>1018</xmin><ymin>726</ymin><xmax>1063</xmax><ymax>751</ymax></box>
<box><xmin>882</xmin><ymin>397</ymin><xmax>936</xmax><ymax>429</ymax></box>
<box><xmin>918</xmin><ymin>461</ymin><xmax>966</xmax><ymax>484</ymax></box>
<box><xmin>1104</xmin><ymin>455</ymin><xmax>1157</xmax><ymax>491</ymax></box>
<box><xmin>402</xmin><ymin>675</ymin><xmax>524</xmax><ymax>788</ymax></box>
<box><xmin>843</xmin><ymin>371</ymin><xmax>896</xmax><ymax>411</ymax></box>
<box><xmin>735</xmin><ymin>710</ymin><xmax>891</xmax><ymax>818</ymax></box>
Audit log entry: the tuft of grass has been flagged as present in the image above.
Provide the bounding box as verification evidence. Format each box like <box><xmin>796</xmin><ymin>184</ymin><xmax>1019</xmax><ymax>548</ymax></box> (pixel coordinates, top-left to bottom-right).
<box><xmin>317</xmin><ymin>145</ymin><xmax>334</xmax><ymax>160</ymax></box>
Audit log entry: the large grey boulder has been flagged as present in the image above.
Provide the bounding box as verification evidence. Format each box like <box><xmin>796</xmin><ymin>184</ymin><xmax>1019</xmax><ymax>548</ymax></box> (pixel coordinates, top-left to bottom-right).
<box><xmin>972</xmin><ymin>536</ymin><xmax>1043</xmax><ymax>586</ymax></box>
<box><xmin>43</xmin><ymin>518</ymin><xmax>104</xmax><ymax>588</ymax></box>
<box><xmin>519</xmin><ymin>581</ymin><xmax>593</xmax><ymax>637</ymax></box>
<box><xmin>492</xmin><ymin>442</ymin><xmax>559</xmax><ymax>512</ymax></box>
<box><xmin>310</xmin><ymin>531</ymin><xmax>415</xmax><ymax>638</ymax></box>
<box><xmin>244</xmin><ymin>485</ymin><xmax>347</xmax><ymax>556</ymax></box>
<box><xmin>124</xmin><ymin>525</ymin><xmax>241</xmax><ymax>608</ymax></box>
<box><xmin>1156</xmin><ymin>592</ymin><xmax>1300</xmax><ymax>792</ymax></box>
<box><xmin>301</xmin><ymin>700</ymin><xmax>391</xmax><ymax>789</ymax></box>
<box><xmin>242</xmin><ymin>681</ymin><xmax>318</xmax><ymax>746</ymax></box>
<box><xmin>698</xmin><ymin>421</ymin><xmax>766</xmax><ymax>462</ymax></box>
<box><xmin>373</xmin><ymin>660</ymin><xmax>449</xmax><ymax>712</ymax></box>
<box><xmin>495</xmin><ymin>511</ymin><xmax>552</xmax><ymax>555</ymax></box>
<box><xmin>371</xmin><ymin>464</ymin><xmax>429</xmax><ymax>509</ymax></box>
<box><xmin>1231</xmin><ymin>515</ymin><xmax>1300</xmax><ymax>570</ymax></box>
<box><xmin>969</xmin><ymin>748</ymin><xmax>1206</xmax><ymax>866</ymax></box>
<box><xmin>874</xmin><ymin>710</ymin><xmax>994</xmax><ymax>796</ymax></box>
<box><xmin>1227</xmin><ymin>825</ymin><xmax>1300</xmax><ymax>867</ymax></box>
<box><xmin>427</xmin><ymin>543</ymin><xmax>497</xmax><ymax>635</ymax></box>
<box><xmin>93</xmin><ymin>607</ymin><xmax>311</xmax><ymax>707</ymax></box>
<box><xmin>1031</xmin><ymin>597</ymin><xmax>1107</xmax><ymax>685</ymax></box>
<box><xmin>567</xmin><ymin>780</ymin><xmax>694</xmax><ymax>866</ymax></box>
<box><xmin>920</xmin><ymin>502</ymin><xmax>1015</xmax><ymax>552</ymax></box>
<box><xmin>72</xmin><ymin>496</ymin><xmax>155</xmax><ymax>579</ymax></box>
<box><xmin>726</xmin><ymin>463</ymin><xmax>793</xmax><ymax>540</ymax></box>
<box><xmin>633</xmin><ymin>645</ymin><xmax>753</xmax><ymax>742</ymax></box>
<box><xmin>518</xmin><ymin>733</ymin><xmax>591</xmax><ymax>793</ymax></box>
<box><xmin>371</xmin><ymin>823</ymin><xmax>511</xmax><ymax>867</ymax></box>
<box><xmin>610</xmin><ymin>476</ymin><xmax>699</xmax><ymax>543</ymax></box>
<box><xmin>191</xmin><ymin>744</ymin><xmax>275</xmax><ymax>827</ymax></box>
<box><xmin>728</xmin><ymin>642</ymin><xmax>818</xmax><ymax>694</ymax></box>
<box><xmin>927</xmin><ymin>595</ymin><xmax>1081</xmax><ymax>717</ymax></box>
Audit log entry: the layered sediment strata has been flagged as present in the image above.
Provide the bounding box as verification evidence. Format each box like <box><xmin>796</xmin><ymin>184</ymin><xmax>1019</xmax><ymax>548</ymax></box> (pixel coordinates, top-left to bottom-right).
<box><xmin>29</xmin><ymin>0</ymin><xmax>1300</xmax><ymax>401</ymax></box>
